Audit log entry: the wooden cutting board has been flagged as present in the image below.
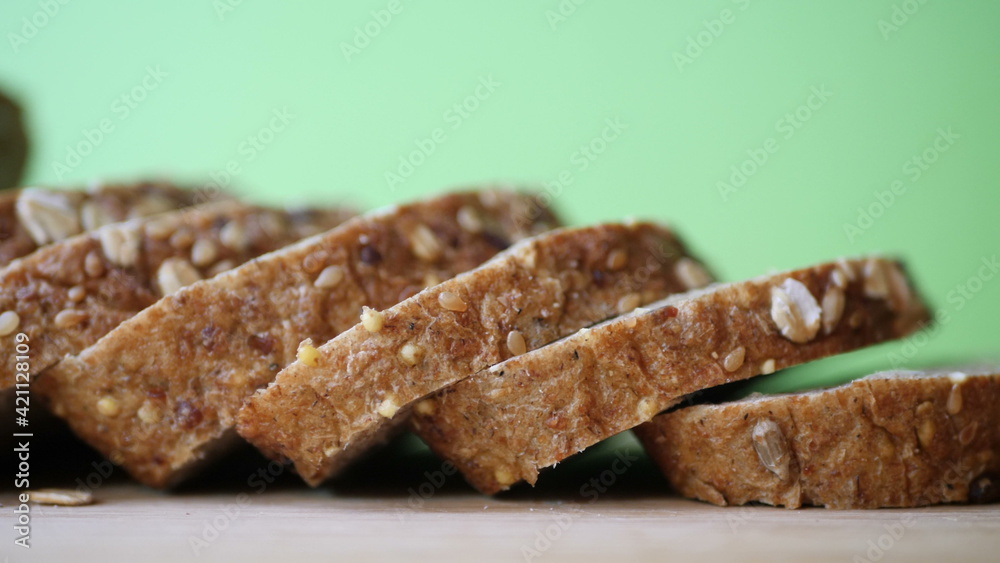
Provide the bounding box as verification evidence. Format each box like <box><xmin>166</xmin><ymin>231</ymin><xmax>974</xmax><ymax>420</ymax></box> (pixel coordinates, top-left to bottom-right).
<box><xmin>4</xmin><ymin>435</ymin><xmax>999</xmax><ymax>563</ymax></box>
<box><xmin>6</xmin><ymin>483</ymin><xmax>1000</xmax><ymax>563</ymax></box>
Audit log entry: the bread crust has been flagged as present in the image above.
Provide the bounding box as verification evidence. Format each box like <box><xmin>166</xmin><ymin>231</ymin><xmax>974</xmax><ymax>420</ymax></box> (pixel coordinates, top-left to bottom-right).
<box><xmin>37</xmin><ymin>190</ymin><xmax>557</xmax><ymax>488</ymax></box>
<box><xmin>1</xmin><ymin>201</ymin><xmax>351</xmax><ymax>387</ymax></box>
<box><xmin>0</xmin><ymin>182</ymin><xmax>205</xmax><ymax>266</ymax></box>
<box><xmin>411</xmin><ymin>257</ymin><xmax>931</xmax><ymax>494</ymax></box>
<box><xmin>636</xmin><ymin>368</ymin><xmax>1000</xmax><ymax>509</ymax></box>
<box><xmin>237</xmin><ymin>222</ymin><xmax>713</xmax><ymax>485</ymax></box>
<box><xmin>0</xmin><ymin>190</ymin><xmax>31</xmax><ymax>263</ymax></box>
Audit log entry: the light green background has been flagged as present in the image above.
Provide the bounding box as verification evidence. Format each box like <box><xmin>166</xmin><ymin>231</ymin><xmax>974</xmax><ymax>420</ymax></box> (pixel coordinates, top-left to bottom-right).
<box><xmin>2</xmin><ymin>0</ymin><xmax>998</xmax><ymax>391</ymax></box>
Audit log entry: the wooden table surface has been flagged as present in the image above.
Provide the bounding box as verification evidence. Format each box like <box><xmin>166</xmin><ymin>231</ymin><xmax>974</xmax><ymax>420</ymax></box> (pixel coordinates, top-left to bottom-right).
<box><xmin>4</xmin><ymin>434</ymin><xmax>999</xmax><ymax>562</ymax></box>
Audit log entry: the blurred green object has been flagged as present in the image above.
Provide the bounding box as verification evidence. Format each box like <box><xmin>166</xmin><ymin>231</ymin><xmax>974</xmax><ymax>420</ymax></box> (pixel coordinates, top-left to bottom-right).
<box><xmin>0</xmin><ymin>87</ymin><xmax>28</xmax><ymax>188</ymax></box>
<box><xmin>1</xmin><ymin>1</ymin><xmax>997</xmax><ymax>390</ymax></box>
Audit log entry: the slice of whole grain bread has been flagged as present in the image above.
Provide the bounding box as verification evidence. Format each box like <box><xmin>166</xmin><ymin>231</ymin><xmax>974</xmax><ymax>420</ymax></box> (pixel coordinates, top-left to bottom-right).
<box><xmin>635</xmin><ymin>367</ymin><xmax>1000</xmax><ymax>509</ymax></box>
<box><xmin>37</xmin><ymin>190</ymin><xmax>558</xmax><ymax>488</ymax></box>
<box><xmin>0</xmin><ymin>201</ymin><xmax>353</xmax><ymax>388</ymax></box>
<box><xmin>237</xmin><ymin>221</ymin><xmax>714</xmax><ymax>485</ymax></box>
<box><xmin>411</xmin><ymin>257</ymin><xmax>931</xmax><ymax>494</ymax></box>
<box><xmin>0</xmin><ymin>181</ymin><xmax>207</xmax><ymax>266</ymax></box>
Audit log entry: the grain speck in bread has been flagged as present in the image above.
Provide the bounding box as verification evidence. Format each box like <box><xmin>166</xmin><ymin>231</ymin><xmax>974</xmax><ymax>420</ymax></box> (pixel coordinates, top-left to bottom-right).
<box><xmin>0</xmin><ymin>201</ymin><xmax>353</xmax><ymax>388</ymax></box>
<box><xmin>237</xmin><ymin>222</ymin><xmax>713</xmax><ymax>485</ymax></box>
<box><xmin>411</xmin><ymin>257</ymin><xmax>931</xmax><ymax>493</ymax></box>
<box><xmin>0</xmin><ymin>181</ymin><xmax>206</xmax><ymax>266</ymax></box>
<box><xmin>38</xmin><ymin>190</ymin><xmax>558</xmax><ymax>488</ymax></box>
<box><xmin>635</xmin><ymin>367</ymin><xmax>1000</xmax><ymax>508</ymax></box>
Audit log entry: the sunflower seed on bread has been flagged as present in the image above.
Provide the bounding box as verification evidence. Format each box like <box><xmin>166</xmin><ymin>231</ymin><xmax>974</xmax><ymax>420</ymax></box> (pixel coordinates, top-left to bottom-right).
<box><xmin>411</xmin><ymin>257</ymin><xmax>930</xmax><ymax>494</ymax></box>
<box><xmin>237</xmin><ymin>221</ymin><xmax>713</xmax><ymax>485</ymax></box>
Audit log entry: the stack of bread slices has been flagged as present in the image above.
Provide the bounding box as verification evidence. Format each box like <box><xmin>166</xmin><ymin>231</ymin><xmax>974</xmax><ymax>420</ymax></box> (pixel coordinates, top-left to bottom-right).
<box><xmin>3</xmin><ymin>185</ymin><xmax>996</xmax><ymax>509</ymax></box>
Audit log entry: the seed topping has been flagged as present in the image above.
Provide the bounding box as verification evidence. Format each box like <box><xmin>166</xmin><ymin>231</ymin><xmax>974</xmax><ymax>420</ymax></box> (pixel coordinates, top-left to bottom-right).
<box><xmin>297</xmin><ymin>339</ymin><xmax>320</xmax><ymax>366</ymax></box>
<box><xmin>314</xmin><ymin>265</ymin><xmax>345</xmax><ymax>289</ymax></box>
<box><xmin>156</xmin><ymin>258</ymin><xmax>203</xmax><ymax>295</ymax></box>
<box><xmin>506</xmin><ymin>330</ymin><xmax>527</xmax><ymax>356</ymax></box>
<box><xmin>770</xmin><ymin>278</ymin><xmax>822</xmax><ymax>343</ymax></box>
<box><xmin>361</xmin><ymin>306</ymin><xmax>385</xmax><ymax>332</ymax></box>
<box><xmin>751</xmin><ymin>419</ymin><xmax>791</xmax><ymax>480</ymax></box>
<box><xmin>723</xmin><ymin>346</ymin><xmax>746</xmax><ymax>372</ymax></box>
<box><xmin>0</xmin><ymin>311</ymin><xmax>21</xmax><ymax>336</ymax></box>
<box><xmin>438</xmin><ymin>291</ymin><xmax>468</xmax><ymax>312</ymax></box>
<box><xmin>409</xmin><ymin>224</ymin><xmax>442</xmax><ymax>262</ymax></box>
<box><xmin>676</xmin><ymin>258</ymin><xmax>712</xmax><ymax>290</ymax></box>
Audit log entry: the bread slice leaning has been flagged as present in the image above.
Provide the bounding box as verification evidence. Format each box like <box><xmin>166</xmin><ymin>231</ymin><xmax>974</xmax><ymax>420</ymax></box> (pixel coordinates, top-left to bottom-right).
<box><xmin>0</xmin><ymin>201</ymin><xmax>352</xmax><ymax>388</ymax></box>
<box><xmin>237</xmin><ymin>221</ymin><xmax>715</xmax><ymax>485</ymax></box>
<box><xmin>411</xmin><ymin>257</ymin><xmax>931</xmax><ymax>494</ymax></box>
<box><xmin>37</xmin><ymin>190</ymin><xmax>558</xmax><ymax>488</ymax></box>
<box><xmin>0</xmin><ymin>181</ymin><xmax>205</xmax><ymax>266</ymax></box>
<box><xmin>635</xmin><ymin>367</ymin><xmax>1000</xmax><ymax>509</ymax></box>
